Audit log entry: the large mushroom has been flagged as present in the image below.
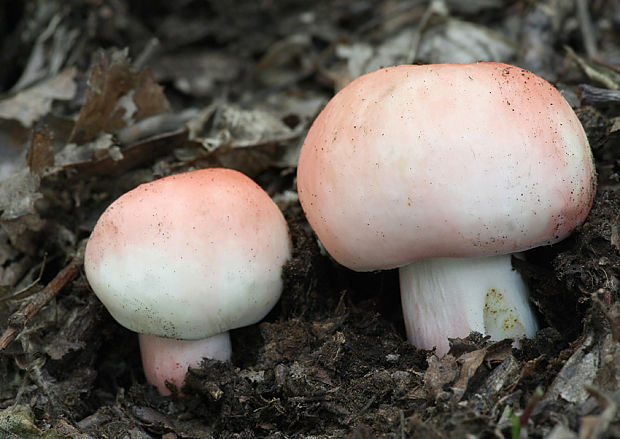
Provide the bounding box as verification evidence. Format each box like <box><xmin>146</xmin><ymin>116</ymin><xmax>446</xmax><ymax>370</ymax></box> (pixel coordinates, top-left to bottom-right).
<box><xmin>297</xmin><ymin>62</ymin><xmax>595</xmax><ymax>356</ymax></box>
<box><xmin>85</xmin><ymin>168</ymin><xmax>292</xmax><ymax>394</ymax></box>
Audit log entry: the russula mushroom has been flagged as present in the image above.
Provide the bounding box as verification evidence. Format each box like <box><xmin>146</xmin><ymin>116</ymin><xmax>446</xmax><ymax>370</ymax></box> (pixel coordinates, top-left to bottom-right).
<box><xmin>297</xmin><ymin>62</ymin><xmax>595</xmax><ymax>356</ymax></box>
<box><xmin>84</xmin><ymin>168</ymin><xmax>291</xmax><ymax>394</ymax></box>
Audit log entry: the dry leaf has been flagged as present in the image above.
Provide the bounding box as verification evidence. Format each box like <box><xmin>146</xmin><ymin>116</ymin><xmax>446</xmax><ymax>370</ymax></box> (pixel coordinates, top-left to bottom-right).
<box><xmin>0</xmin><ymin>404</ymin><xmax>67</xmax><ymax>438</ymax></box>
<box><xmin>481</xmin><ymin>354</ymin><xmax>520</xmax><ymax>399</ymax></box>
<box><xmin>452</xmin><ymin>348</ymin><xmax>487</xmax><ymax>400</ymax></box>
<box><xmin>423</xmin><ymin>354</ymin><xmax>458</xmax><ymax>400</ymax></box>
<box><xmin>0</xmin><ymin>120</ymin><xmax>31</xmax><ymax>181</ymax></box>
<box><xmin>151</xmin><ymin>51</ymin><xmax>241</xmax><ymax>97</ymax></box>
<box><xmin>69</xmin><ymin>49</ymin><xmax>170</xmax><ymax>145</ymax></box>
<box><xmin>0</xmin><ymin>68</ymin><xmax>77</xmax><ymax>128</ymax></box>
<box><xmin>0</xmin><ymin>169</ymin><xmax>42</xmax><ymax>221</ymax></box>
<box><xmin>546</xmin><ymin>424</ymin><xmax>578</xmax><ymax>439</ymax></box>
<box><xmin>578</xmin><ymin>386</ymin><xmax>617</xmax><ymax>439</ymax></box>
<box><xmin>417</xmin><ymin>18</ymin><xmax>515</xmax><ymax>64</ymax></box>
<box><xmin>545</xmin><ymin>334</ymin><xmax>599</xmax><ymax>404</ymax></box>
<box><xmin>187</xmin><ymin>104</ymin><xmax>295</xmax><ymax>151</ymax></box>
<box><xmin>131</xmin><ymin>69</ymin><xmax>170</xmax><ymax>121</ymax></box>
<box><xmin>26</xmin><ymin>128</ymin><xmax>55</xmax><ymax>176</ymax></box>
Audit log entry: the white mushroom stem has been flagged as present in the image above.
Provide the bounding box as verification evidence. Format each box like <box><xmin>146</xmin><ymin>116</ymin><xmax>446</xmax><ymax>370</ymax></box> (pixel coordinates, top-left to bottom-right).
<box><xmin>399</xmin><ymin>254</ymin><xmax>538</xmax><ymax>356</ymax></box>
<box><xmin>139</xmin><ymin>332</ymin><xmax>232</xmax><ymax>395</ymax></box>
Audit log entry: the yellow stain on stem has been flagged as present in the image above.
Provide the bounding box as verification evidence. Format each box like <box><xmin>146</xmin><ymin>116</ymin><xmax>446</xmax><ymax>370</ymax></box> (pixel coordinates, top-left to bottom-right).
<box><xmin>483</xmin><ymin>288</ymin><xmax>526</xmax><ymax>340</ymax></box>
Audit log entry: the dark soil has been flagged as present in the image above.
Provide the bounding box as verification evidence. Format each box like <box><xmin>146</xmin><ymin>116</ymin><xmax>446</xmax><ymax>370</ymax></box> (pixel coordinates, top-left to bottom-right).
<box><xmin>1</xmin><ymin>1</ymin><xmax>619</xmax><ymax>438</ymax></box>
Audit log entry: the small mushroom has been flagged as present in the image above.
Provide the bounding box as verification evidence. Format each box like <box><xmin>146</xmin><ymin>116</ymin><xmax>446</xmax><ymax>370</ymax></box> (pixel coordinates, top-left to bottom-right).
<box><xmin>85</xmin><ymin>168</ymin><xmax>292</xmax><ymax>394</ymax></box>
<box><xmin>297</xmin><ymin>62</ymin><xmax>595</xmax><ymax>356</ymax></box>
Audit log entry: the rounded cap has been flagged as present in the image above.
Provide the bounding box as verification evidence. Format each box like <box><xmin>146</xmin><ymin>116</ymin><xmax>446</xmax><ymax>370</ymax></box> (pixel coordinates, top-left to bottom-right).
<box><xmin>85</xmin><ymin>168</ymin><xmax>292</xmax><ymax>339</ymax></box>
<box><xmin>297</xmin><ymin>63</ymin><xmax>595</xmax><ymax>271</ymax></box>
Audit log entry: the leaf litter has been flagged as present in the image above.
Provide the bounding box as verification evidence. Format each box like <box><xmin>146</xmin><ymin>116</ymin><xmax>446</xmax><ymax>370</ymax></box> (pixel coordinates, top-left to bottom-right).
<box><xmin>0</xmin><ymin>1</ymin><xmax>619</xmax><ymax>438</ymax></box>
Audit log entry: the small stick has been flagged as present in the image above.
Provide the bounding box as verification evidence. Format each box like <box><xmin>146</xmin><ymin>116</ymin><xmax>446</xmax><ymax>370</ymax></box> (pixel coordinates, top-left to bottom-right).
<box><xmin>578</xmin><ymin>84</ymin><xmax>620</xmax><ymax>107</ymax></box>
<box><xmin>575</xmin><ymin>0</ymin><xmax>597</xmax><ymax>60</ymax></box>
<box><xmin>519</xmin><ymin>386</ymin><xmax>544</xmax><ymax>427</ymax></box>
<box><xmin>0</xmin><ymin>259</ymin><xmax>81</xmax><ymax>352</ymax></box>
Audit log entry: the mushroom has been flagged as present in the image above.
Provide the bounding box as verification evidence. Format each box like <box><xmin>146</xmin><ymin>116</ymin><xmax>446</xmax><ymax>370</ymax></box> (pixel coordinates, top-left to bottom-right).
<box><xmin>84</xmin><ymin>168</ymin><xmax>292</xmax><ymax>394</ymax></box>
<box><xmin>297</xmin><ymin>63</ymin><xmax>595</xmax><ymax>356</ymax></box>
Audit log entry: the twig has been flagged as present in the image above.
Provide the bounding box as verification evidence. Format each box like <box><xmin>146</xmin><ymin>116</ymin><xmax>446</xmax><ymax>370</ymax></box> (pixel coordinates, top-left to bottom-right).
<box><xmin>583</xmin><ymin>386</ymin><xmax>617</xmax><ymax>439</ymax></box>
<box><xmin>519</xmin><ymin>386</ymin><xmax>544</xmax><ymax>426</ymax></box>
<box><xmin>578</xmin><ymin>84</ymin><xmax>620</xmax><ymax>107</ymax></box>
<box><xmin>406</xmin><ymin>0</ymin><xmax>448</xmax><ymax>63</ymax></box>
<box><xmin>0</xmin><ymin>259</ymin><xmax>81</xmax><ymax>352</ymax></box>
<box><xmin>575</xmin><ymin>0</ymin><xmax>597</xmax><ymax>60</ymax></box>
<box><xmin>0</xmin><ymin>254</ymin><xmax>47</xmax><ymax>303</ymax></box>
<box><xmin>133</xmin><ymin>37</ymin><xmax>161</xmax><ymax>71</ymax></box>
<box><xmin>509</xmin><ymin>386</ymin><xmax>544</xmax><ymax>439</ymax></box>
<box><xmin>565</xmin><ymin>46</ymin><xmax>620</xmax><ymax>90</ymax></box>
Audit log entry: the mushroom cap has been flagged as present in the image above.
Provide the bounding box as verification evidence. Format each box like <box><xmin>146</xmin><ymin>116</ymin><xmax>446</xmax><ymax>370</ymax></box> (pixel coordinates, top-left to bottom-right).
<box><xmin>85</xmin><ymin>168</ymin><xmax>291</xmax><ymax>339</ymax></box>
<box><xmin>297</xmin><ymin>63</ymin><xmax>595</xmax><ymax>271</ymax></box>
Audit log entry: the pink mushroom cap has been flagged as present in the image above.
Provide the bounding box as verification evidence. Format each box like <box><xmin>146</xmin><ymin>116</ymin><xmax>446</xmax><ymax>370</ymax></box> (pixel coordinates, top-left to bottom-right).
<box><xmin>297</xmin><ymin>62</ymin><xmax>596</xmax><ymax>271</ymax></box>
<box><xmin>85</xmin><ymin>168</ymin><xmax>291</xmax><ymax>392</ymax></box>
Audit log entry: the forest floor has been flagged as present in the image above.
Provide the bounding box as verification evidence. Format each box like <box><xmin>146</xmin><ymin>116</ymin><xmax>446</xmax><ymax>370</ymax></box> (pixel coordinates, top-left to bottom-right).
<box><xmin>0</xmin><ymin>1</ymin><xmax>619</xmax><ymax>438</ymax></box>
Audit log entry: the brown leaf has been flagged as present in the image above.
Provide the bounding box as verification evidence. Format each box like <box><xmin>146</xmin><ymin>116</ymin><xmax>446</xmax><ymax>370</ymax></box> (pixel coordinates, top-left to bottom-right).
<box><xmin>69</xmin><ymin>49</ymin><xmax>170</xmax><ymax>145</ymax></box>
<box><xmin>131</xmin><ymin>69</ymin><xmax>170</xmax><ymax>121</ymax></box>
<box><xmin>423</xmin><ymin>354</ymin><xmax>458</xmax><ymax>400</ymax></box>
<box><xmin>26</xmin><ymin>128</ymin><xmax>54</xmax><ymax>176</ymax></box>
<box><xmin>452</xmin><ymin>348</ymin><xmax>487</xmax><ymax>400</ymax></box>
<box><xmin>483</xmin><ymin>338</ymin><xmax>514</xmax><ymax>363</ymax></box>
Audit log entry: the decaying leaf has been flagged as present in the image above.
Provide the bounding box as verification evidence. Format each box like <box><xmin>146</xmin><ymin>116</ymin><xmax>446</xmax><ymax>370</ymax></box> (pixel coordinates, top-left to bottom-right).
<box><xmin>0</xmin><ymin>119</ymin><xmax>31</xmax><ymax>181</ymax></box>
<box><xmin>423</xmin><ymin>354</ymin><xmax>458</xmax><ymax>400</ymax></box>
<box><xmin>10</xmin><ymin>12</ymin><xmax>79</xmax><ymax>92</ymax></box>
<box><xmin>417</xmin><ymin>18</ymin><xmax>515</xmax><ymax>64</ymax></box>
<box><xmin>69</xmin><ymin>49</ymin><xmax>170</xmax><ymax>145</ymax></box>
<box><xmin>544</xmin><ymin>329</ymin><xmax>619</xmax><ymax>405</ymax></box>
<box><xmin>0</xmin><ymin>404</ymin><xmax>69</xmax><ymax>439</ymax></box>
<box><xmin>546</xmin><ymin>424</ymin><xmax>578</xmax><ymax>439</ymax></box>
<box><xmin>419</xmin><ymin>338</ymin><xmax>515</xmax><ymax>402</ymax></box>
<box><xmin>545</xmin><ymin>335</ymin><xmax>598</xmax><ymax>404</ymax></box>
<box><xmin>181</xmin><ymin>103</ymin><xmax>304</xmax><ymax>176</ymax></box>
<box><xmin>54</xmin><ymin>134</ymin><xmax>120</xmax><ymax>169</ymax></box>
<box><xmin>0</xmin><ymin>160</ymin><xmax>46</xmax><ymax>246</ymax></box>
<box><xmin>578</xmin><ymin>386</ymin><xmax>617</xmax><ymax>439</ymax></box>
<box><xmin>0</xmin><ymin>68</ymin><xmax>77</xmax><ymax>128</ymax></box>
<box><xmin>566</xmin><ymin>46</ymin><xmax>620</xmax><ymax>90</ymax></box>
<box><xmin>334</xmin><ymin>18</ymin><xmax>514</xmax><ymax>85</ymax></box>
<box><xmin>26</xmin><ymin>128</ymin><xmax>55</xmax><ymax>176</ymax></box>
<box><xmin>0</xmin><ymin>169</ymin><xmax>42</xmax><ymax>221</ymax></box>
<box><xmin>151</xmin><ymin>50</ymin><xmax>242</xmax><ymax>97</ymax></box>
<box><xmin>452</xmin><ymin>348</ymin><xmax>487</xmax><ymax>400</ymax></box>
<box><xmin>520</xmin><ymin>0</ymin><xmax>574</xmax><ymax>78</ymax></box>
<box><xmin>0</xmin><ymin>230</ymin><xmax>32</xmax><ymax>287</ymax></box>
<box><xmin>476</xmin><ymin>353</ymin><xmax>521</xmax><ymax>400</ymax></box>
<box><xmin>255</xmin><ymin>34</ymin><xmax>313</xmax><ymax>87</ymax></box>
<box><xmin>187</xmin><ymin>103</ymin><xmax>296</xmax><ymax>151</ymax></box>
